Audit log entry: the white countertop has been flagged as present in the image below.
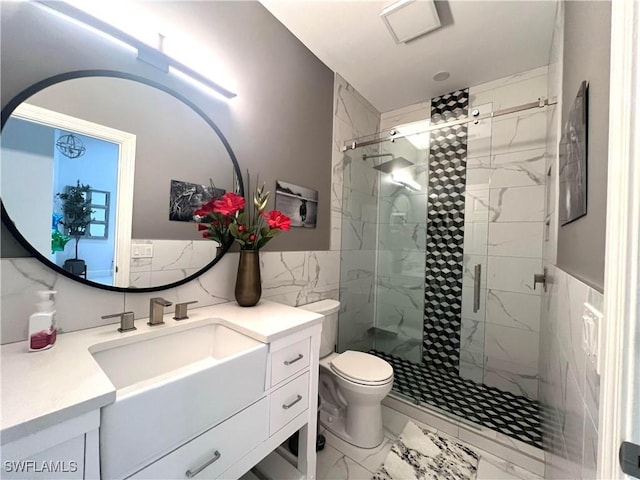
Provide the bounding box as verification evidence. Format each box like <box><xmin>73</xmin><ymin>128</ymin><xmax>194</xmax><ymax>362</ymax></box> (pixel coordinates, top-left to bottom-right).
<box><xmin>0</xmin><ymin>300</ymin><xmax>323</xmax><ymax>444</ymax></box>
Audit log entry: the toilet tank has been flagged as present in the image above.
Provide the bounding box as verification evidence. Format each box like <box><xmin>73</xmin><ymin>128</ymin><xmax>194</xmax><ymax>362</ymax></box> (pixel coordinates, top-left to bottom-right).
<box><xmin>297</xmin><ymin>300</ymin><xmax>340</xmax><ymax>358</ymax></box>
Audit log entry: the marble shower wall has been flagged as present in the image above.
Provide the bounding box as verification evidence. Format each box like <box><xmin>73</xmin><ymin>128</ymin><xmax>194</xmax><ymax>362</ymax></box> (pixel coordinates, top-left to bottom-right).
<box><xmin>332</xmin><ymin>74</ymin><xmax>381</xmax><ymax>353</ymax></box>
<box><xmin>539</xmin><ymin>3</ymin><xmax>602</xmax><ymax>478</ymax></box>
<box><xmin>463</xmin><ymin>66</ymin><xmax>550</xmax><ymax>398</ymax></box>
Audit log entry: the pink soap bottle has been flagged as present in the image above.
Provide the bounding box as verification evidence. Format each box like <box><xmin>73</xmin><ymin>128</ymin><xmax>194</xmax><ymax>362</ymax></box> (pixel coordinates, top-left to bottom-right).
<box><xmin>28</xmin><ymin>290</ymin><xmax>57</xmax><ymax>352</ymax></box>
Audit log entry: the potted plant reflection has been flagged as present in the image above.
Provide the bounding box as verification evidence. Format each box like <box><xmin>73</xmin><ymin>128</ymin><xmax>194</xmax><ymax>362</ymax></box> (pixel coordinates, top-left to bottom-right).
<box><xmin>57</xmin><ymin>180</ymin><xmax>93</xmax><ymax>277</ymax></box>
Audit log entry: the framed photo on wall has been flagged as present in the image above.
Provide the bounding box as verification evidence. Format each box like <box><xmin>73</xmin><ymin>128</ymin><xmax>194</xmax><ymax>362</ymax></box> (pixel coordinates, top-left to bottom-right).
<box><xmin>275</xmin><ymin>180</ymin><xmax>318</xmax><ymax>228</ymax></box>
<box><xmin>559</xmin><ymin>80</ymin><xmax>589</xmax><ymax>226</ymax></box>
<box><xmin>169</xmin><ymin>179</ymin><xmax>225</xmax><ymax>222</ymax></box>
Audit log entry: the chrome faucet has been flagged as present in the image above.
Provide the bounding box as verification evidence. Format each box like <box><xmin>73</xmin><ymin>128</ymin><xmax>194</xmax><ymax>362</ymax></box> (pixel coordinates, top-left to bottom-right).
<box><xmin>148</xmin><ymin>297</ymin><xmax>172</xmax><ymax>326</ymax></box>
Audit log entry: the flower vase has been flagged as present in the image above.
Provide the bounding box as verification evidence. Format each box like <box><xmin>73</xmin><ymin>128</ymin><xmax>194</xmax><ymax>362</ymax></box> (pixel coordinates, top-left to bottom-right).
<box><xmin>235</xmin><ymin>250</ymin><xmax>261</xmax><ymax>307</ymax></box>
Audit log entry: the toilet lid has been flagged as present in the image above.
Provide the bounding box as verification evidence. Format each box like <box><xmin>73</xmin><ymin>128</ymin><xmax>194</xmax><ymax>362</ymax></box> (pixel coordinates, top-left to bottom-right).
<box><xmin>330</xmin><ymin>351</ymin><xmax>393</xmax><ymax>385</ymax></box>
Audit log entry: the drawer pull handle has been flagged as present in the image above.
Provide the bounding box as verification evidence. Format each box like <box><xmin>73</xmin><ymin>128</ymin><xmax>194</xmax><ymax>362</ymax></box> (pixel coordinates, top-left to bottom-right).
<box><xmin>282</xmin><ymin>395</ymin><xmax>303</xmax><ymax>410</ymax></box>
<box><xmin>185</xmin><ymin>450</ymin><xmax>221</xmax><ymax>478</ymax></box>
<box><xmin>284</xmin><ymin>354</ymin><xmax>304</xmax><ymax>366</ymax></box>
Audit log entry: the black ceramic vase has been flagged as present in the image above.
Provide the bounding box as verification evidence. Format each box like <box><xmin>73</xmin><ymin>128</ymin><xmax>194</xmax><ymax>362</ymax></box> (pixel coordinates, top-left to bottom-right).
<box><xmin>235</xmin><ymin>250</ymin><xmax>261</xmax><ymax>307</ymax></box>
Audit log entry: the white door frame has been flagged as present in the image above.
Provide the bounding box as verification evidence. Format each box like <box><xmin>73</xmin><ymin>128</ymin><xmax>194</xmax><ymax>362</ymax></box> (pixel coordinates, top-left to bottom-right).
<box><xmin>598</xmin><ymin>1</ymin><xmax>639</xmax><ymax>478</ymax></box>
<box><xmin>13</xmin><ymin>103</ymin><xmax>136</xmax><ymax>288</ymax></box>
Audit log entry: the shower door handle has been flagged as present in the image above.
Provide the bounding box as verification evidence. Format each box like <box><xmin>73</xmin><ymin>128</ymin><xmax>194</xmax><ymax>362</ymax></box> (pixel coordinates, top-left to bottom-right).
<box><xmin>473</xmin><ymin>264</ymin><xmax>482</xmax><ymax>313</ymax></box>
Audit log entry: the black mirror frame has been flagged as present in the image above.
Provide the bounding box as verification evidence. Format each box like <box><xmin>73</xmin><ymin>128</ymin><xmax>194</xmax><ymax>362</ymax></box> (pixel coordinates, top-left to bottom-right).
<box><xmin>1</xmin><ymin>69</ymin><xmax>244</xmax><ymax>293</ymax></box>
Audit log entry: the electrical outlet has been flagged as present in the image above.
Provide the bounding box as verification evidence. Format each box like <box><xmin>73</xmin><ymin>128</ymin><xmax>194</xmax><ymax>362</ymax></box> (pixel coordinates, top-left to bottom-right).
<box><xmin>582</xmin><ymin>302</ymin><xmax>604</xmax><ymax>374</ymax></box>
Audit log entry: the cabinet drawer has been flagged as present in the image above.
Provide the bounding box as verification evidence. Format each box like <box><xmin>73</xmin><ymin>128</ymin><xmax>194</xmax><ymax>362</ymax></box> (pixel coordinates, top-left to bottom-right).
<box><xmin>270</xmin><ymin>337</ymin><xmax>310</xmax><ymax>386</ymax></box>
<box><xmin>269</xmin><ymin>372</ymin><xmax>309</xmax><ymax>435</ymax></box>
<box><xmin>131</xmin><ymin>397</ymin><xmax>268</xmax><ymax>479</ymax></box>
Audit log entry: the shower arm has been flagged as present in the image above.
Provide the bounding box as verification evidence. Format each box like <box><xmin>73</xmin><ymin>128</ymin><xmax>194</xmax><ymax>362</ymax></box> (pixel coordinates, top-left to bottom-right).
<box><xmin>342</xmin><ymin>96</ymin><xmax>557</xmax><ymax>152</ymax></box>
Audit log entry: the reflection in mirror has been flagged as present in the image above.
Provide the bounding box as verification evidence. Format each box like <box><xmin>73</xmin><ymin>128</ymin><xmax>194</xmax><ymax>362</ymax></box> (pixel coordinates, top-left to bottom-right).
<box><xmin>1</xmin><ymin>74</ymin><xmax>240</xmax><ymax>290</ymax></box>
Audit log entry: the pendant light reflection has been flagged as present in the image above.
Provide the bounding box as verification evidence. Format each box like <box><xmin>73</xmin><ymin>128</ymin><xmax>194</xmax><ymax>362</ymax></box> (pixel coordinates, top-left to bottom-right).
<box><xmin>56</xmin><ymin>133</ymin><xmax>86</xmax><ymax>159</ymax></box>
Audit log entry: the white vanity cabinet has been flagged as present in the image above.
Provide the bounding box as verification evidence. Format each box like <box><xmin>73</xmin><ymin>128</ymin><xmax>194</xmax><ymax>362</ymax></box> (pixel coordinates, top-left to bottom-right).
<box><xmin>1</xmin><ymin>301</ymin><xmax>324</xmax><ymax>480</ymax></box>
<box><xmin>254</xmin><ymin>325</ymin><xmax>321</xmax><ymax>480</ymax></box>
<box><xmin>130</xmin><ymin>323</ymin><xmax>321</xmax><ymax>480</ymax></box>
<box><xmin>1</xmin><ymin>410</ymin><xmax>100</xmax><ymax>480</ymax></box>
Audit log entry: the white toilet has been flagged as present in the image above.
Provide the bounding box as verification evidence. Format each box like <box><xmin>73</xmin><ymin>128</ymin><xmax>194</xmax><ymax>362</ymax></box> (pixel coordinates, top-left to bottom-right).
<box><xmin>298</xmin><ymin>300</ymin><xmax>394</xmax><ymax>449</ymax></box>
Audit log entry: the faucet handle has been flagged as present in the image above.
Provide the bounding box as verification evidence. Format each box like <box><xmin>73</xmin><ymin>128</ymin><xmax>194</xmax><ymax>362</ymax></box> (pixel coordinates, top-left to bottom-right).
<box><xmin>174</xmin><ymin>300</ymin><xmax>198</xmax><ymax>320</ymax></box>
<box><xmin>102</xmin><ymin>311</ymin><xmax>136</xmax><ymax>333</ymax></box>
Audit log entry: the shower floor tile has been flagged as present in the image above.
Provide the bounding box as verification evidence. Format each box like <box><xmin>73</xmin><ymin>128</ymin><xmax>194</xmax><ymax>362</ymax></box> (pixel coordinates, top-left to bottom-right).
<box><xmin>370</xmin><ymin>350</ymin><xmax>543</xmax><ymax>449</ymax></box>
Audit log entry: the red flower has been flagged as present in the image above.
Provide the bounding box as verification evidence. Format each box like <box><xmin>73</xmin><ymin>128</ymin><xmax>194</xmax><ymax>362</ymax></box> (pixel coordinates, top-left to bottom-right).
<box><xmin>238</xmin><ymin>225</ymin><xmax>246</xmax><ymax>232</ymax></box>
<box><xmin>202</xmin><ymin>231</ymin><xmax>210</xmax><ymax>238</ymax></box>
<box><xmin>197</xmin><ymin>223</ymin><xmax>208</xmax><ymax>231</ymax></box>
<box><xmin>213</xmin><ymin>192</ymin><xmax>245</xmax><ymax>216</ymax></box>
<box><xmin>264</xmin><ymin>210</ymin><xmax>291</xmax><ymax>231</ymax></box>
<box><xmin>248</xmin><ymin>233</ymin><xmax>256</xmax><ymax>243</ymax></box>
<box><xmin>194</xmin><ymin>199</ymin><xmax>216</xmax><ymax>217</ymax></box>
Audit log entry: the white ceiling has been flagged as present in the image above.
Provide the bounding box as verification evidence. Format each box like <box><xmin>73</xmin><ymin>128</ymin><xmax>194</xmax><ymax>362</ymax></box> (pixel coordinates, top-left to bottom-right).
<box><xmin>260</xmin><ymin>1</ymin><xmax>557</xmax><ymax>113</ymax></box>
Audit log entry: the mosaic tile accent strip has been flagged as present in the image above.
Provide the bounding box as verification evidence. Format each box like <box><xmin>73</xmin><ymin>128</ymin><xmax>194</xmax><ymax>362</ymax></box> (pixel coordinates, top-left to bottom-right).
<box><xmin>430</xmin><ymin>90</ymin><xmax>469</xmax><ymax>122</ymax></box>
<box><xmin>423</xmin><ymin>89</ymin><xmax>469</xmax><ymax>371</ymax></box>
<box><xmin>372</xmin><ymin>350</ymin><xmax>542</xmax><ymax>449</ymax></box>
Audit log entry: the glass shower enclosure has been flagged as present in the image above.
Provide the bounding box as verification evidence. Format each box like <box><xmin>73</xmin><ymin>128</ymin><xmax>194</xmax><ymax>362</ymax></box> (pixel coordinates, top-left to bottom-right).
<box><xmin>338</xmin><ymin>102</ymin><xmax>545</xmax><ymax>449</ymax></box>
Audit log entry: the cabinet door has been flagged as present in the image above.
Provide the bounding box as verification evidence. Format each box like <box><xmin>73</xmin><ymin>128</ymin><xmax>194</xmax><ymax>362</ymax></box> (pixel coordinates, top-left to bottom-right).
<box><xmin>1</xmin><ymin>434</ymin><xmax>85</xmax><ymax>479</ymax></box>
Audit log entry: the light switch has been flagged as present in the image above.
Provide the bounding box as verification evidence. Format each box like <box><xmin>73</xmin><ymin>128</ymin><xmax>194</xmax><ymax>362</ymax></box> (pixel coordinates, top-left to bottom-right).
<box><xmin>132</xmin><ymin>243</ymin><xmax>154</xmax><ymax>259</ymax></box>
<box><xmin>582</xmin><ymin>302</ymin><xmax>604</xmax><ymax>374</ymax></box>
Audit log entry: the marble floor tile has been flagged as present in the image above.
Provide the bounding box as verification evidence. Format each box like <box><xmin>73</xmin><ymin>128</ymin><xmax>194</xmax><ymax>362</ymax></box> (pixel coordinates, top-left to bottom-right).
<box><xmin>323</xmin><ymin>456</ymin><xmax>373</xmax><ymax>480</ymax></box>
<box><xmin>316</xmin><ymin>443</ymin><xmax>347</xmax><ymax>480</ymax></box>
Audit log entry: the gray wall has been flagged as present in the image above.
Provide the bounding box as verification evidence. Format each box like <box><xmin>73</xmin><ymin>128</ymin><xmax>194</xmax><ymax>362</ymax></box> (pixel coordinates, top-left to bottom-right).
<box><xmin>1</xmin><ymin>1</ymin><xmax>333</xmax><ymax>255</ymax></box>
<box><xmin>556</xmin><ymin>1</ymin><xmax>611</xmax><ymax>292</ymax></box>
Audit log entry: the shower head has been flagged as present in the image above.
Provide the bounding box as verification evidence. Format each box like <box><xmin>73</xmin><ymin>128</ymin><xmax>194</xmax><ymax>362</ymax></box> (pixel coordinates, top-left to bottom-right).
<box><xmin>372</xmin><ymin>156</ymin><xmax>414</xmax><ymax>174</ymax></box>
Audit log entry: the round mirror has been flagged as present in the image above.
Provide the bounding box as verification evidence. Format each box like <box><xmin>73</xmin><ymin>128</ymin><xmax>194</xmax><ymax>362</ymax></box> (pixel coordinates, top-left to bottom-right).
<box><xmin>1</xmin><ymin>71</ymin><xmax>242</xmax><ymax>292</ymax></box>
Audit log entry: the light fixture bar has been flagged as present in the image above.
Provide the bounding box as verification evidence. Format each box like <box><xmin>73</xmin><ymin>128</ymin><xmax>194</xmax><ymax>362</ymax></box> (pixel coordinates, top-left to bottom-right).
<box><xmin>36</xmin><ymin>1</ymin><xmax>237</xmax><ymax>99</ymax></box>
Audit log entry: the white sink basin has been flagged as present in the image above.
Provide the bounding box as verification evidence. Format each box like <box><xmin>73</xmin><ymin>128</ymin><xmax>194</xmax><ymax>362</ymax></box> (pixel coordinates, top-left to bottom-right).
<box><xmin>91</xmin><ymin>319</ymin><xmax>268</xmax><ymax>479</ymax></box>
<box><xmin>91</xmin><ymin>321</ymin><xmax>262</xmax><ymax>392</ymax></box>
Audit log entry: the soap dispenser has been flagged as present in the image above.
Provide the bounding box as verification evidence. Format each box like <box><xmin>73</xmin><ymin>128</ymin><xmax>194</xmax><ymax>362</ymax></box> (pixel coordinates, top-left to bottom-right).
<box><xmin>28</xmin><ymin>290</ymin><xmax>57</xmax><ymax>352</ymax></box>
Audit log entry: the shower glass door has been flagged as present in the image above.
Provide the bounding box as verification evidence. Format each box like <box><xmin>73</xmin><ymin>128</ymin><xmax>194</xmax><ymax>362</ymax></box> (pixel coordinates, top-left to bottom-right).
<box><xmin>338</xmin><ymin>97</ymin><xmax>546</xmax><ymax>448</ymax></box>
<box><xmin>338</xmin><ymin>117</ymin><xmax>491</xmax><ymax>404</ymax></box>
<box><xmin>372</xmin><ymin>134</ymin><xmax>429</xmax><ymax>364</ymax></box>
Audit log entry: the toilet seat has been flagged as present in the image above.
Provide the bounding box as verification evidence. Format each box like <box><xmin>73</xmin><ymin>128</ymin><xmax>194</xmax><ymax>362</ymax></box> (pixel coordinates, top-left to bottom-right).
<box><xmin>330</xmin><ymin>351</ymin><xmax>393</xmax><ymax>386</ymax></box>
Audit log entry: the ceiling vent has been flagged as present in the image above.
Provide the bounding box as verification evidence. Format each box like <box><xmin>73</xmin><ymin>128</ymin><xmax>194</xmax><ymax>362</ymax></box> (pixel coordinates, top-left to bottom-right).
<box><xmin>380</xmin><ymin>0</ymin><xmax>441</xmax><ymax>44</ymax></box>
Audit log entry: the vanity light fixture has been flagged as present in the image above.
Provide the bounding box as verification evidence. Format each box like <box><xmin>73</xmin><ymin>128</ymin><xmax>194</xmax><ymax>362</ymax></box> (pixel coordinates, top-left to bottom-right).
<box><xmin>35</xmin><ymin>1</ymin><xmax>237</xmax><ymax>100</ymax></box>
